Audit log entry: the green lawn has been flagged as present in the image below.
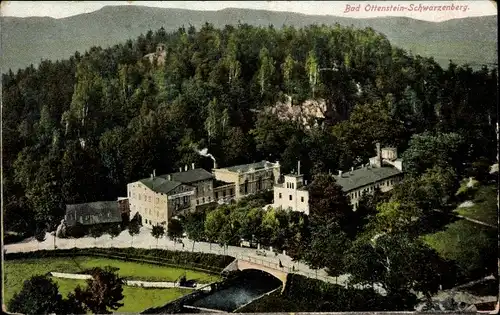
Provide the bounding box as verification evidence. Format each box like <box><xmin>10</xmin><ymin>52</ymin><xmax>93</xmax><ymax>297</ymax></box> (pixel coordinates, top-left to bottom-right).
<box><xmin>4</xmin><ymin>256</ymin><xmax>219</xmax><ymax>313</ymax></box>
<box><xmin>454</xmin><ymin>184</ymin><xmax>497</xmax><ymax>226</ymax></box>
<box><xmin>52</xmin><ymin>278</ymin><xmax>190</xmax><ymax>313</ymax></box>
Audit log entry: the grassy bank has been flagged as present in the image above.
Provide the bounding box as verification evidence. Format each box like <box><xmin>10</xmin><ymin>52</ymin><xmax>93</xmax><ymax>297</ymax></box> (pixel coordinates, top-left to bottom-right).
<box><xmin>4</xmin><ymin>256</ymin><xmax>220</xmax><ymax>313</ymax></box>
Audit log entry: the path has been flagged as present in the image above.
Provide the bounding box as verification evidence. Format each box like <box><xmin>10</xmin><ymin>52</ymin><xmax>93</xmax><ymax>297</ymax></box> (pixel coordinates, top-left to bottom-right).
<box><xmin>432</xmin><ymin>209</ymin><xmax>497</xmax><ymax>229</ymax></box>
<box><xmin>49</xmin><ymin>272</ymin><xmax>210</xmax><ymax>290</ymax></box>
<box><xmin>5</xmin><ymin>228</ymin><xmax>348</xmax><ymax>286</ymax></box>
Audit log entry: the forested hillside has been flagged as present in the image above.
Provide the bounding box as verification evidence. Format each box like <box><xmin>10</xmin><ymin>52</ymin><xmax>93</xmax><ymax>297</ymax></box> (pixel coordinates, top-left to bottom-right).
<box><xmin>3</xmin><ymin>23</ymin><xmax>497</xmax><ymax>239</ymax></box>
<box><xmin>1</xmin><ymin>6</ymin><xmax>497</xmax><ymax>71</ymax></box>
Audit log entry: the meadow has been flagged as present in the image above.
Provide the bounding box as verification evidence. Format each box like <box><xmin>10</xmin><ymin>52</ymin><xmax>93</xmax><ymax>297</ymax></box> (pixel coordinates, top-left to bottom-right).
<box><xmin>4</xmin><ymin>256</ymin><xmax>220</xmax><ymax>312</ymax></box>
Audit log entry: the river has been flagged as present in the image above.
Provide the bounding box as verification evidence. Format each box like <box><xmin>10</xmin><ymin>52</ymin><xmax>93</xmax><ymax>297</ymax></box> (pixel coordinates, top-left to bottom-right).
<box><xmin>186</xmin><ymin>270</ymin><xmax>282</xmax><ymax>312</ymax></box>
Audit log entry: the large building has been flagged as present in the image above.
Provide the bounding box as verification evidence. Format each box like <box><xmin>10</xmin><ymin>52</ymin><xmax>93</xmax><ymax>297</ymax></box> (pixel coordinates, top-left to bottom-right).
<box><xmin>212</xmin><ymin>160</ymin><xmax>280</xmax><ymax>202</ymax></box>
<box><xmin>64</xmin><ymin>201</ymin><xmax>123</xmax><ymax>228</ymax></box>
<box><xmin>272</xmin><ymin>164</ymin><xmax>310</xmax><ymax>215</ymax></box>
<box><xmin>127</xmin><ymin>164</ymin><xmax>214</xmax><ymax>227</ymax></box>
<box><xmin>334</xmin><ymin>143</ymin><xmax>404</xmax><ymax>210</ymax></box>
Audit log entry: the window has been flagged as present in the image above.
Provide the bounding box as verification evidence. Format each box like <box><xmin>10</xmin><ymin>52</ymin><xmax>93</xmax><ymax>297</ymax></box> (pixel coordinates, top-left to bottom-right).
<box><xmin>230</xmin><ymin>189</ymin><xmax>234</xmax><ymax>195</ymax></box>
<box><xmin>202</xmin><ymin>197</ymin><xmax>205</xmax><ymax>203</ymax></box>
<box><xmin>197</xmin><ymin>200</ymin><xmax>200</xmax><ymax>205</ymax></box>
<box><xmin>286</xmin><ymin>183</ymin><xmax>289</xmax><ymax>188</ymax></box>
<box><xmin>301</xmin><ymin>196</ymin><xmax>304</xmax><ymax>202</ymax></box>
<box><xmin>148</xmin><ymin>196</ymin><xmax>151</xmax><ymax>202</ymax></box>
<box><xmin>215</xmin><ymin>192</ymin><xmax>219</xmax><ymax>199</ymax></box>
<box><xmin>223</xmin><ymin>191</ymin><xmax>226</xmax><ymax>197</ymax></box>
<box><xmin>289</xmin><ymin>195</ymin><xmax>292</xmax><ymax>201</ymax></box>
<box><xmin>279</xmin><ymin>193</ymin><xmax>282</xmax><ymax>199</ymax></box>
<box><xmin>128</xmin><ymin>191</ymin><xmax>131</xmax><ymax>197</ymax></box>
<box><xmin>208</xmin><ymin>196</ymin><xmax>211</xmax><ymax>201</ymax></box>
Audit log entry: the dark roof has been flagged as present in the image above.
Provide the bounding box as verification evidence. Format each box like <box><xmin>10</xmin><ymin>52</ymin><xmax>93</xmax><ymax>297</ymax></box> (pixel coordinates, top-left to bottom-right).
<box><xmin>164</xmin><ymin>168</ymin><xmax>213</xmax><ymax>184</ymax></box>
<box><xmin>138</xmin><ymin>168</ymin><xmax>213</xmax><ymax>194</ymax></box>
<box><xmin>334</xmin><ymin>166</ymin><xmax>402</xmax><ymax>192</ymax></box>
<box><xmin>65</xmin><ymin>201</ymin><xmax>122</xmax><ymax>226</ymax></box>
<box><xmin>140</xmin><ymin>177</ymin><xmax>181</xmax><ymax>194</ymax></box>
<box><xmin>224</xmin><ymin>161</ymin><xmax>276</xmax><ymax>173</ymax></box>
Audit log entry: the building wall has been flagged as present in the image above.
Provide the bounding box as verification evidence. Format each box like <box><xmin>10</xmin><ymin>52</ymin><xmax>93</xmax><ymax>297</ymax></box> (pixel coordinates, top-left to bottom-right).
<box><xmin>191</xmin><ymin>179</ymin><xmax>215</xmax><ymax>208</ymax></box>
<box><xmin>214</xmin><ymin>183</ymin><xmax>236</xmax><ymax>203</ymax></box>
<box><xmin>347</xmin><ymin>174</ymin><xmax>403</xmax><ymax>210</ymax></box>
<box><xmin>127</xmin><ymin>182</ymin><xmax>169</xmax><ymax>227</ymax></box>
<box><xmin>273</xmin><ymin>186</ymin><xmax>309</xmax><ymax>215</ymax></box>
<box><xmin>213</xmin><ymin>163</ymin><xmax>280</xmax><ymax>201</ymax></box>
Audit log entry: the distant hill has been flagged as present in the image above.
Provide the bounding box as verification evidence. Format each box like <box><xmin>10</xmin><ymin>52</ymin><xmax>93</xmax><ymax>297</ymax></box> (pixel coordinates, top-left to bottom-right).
<box><xmin>1</xmin><ymin>6</ymin><xmax>497</xmax><ymax>72</ymax></box>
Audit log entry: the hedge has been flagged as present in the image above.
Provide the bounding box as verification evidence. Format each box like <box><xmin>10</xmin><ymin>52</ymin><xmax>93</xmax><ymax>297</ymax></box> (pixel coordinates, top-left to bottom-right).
<box><xmin>237</xmin><ymin>273</ymin><xmax>418</xmax><ymax>312</ymax></box>
<box><xmin>4</xmin><ymin>248</ymin><xmax>234</xmax><ymax>274</ymax></box>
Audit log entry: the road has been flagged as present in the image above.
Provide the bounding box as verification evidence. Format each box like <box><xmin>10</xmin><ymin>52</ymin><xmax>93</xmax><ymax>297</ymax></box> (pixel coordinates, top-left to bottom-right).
<box><xmin>4</xmin><ymin>227</ymin><xmax>352</xmax><ymax>287</ymax></box>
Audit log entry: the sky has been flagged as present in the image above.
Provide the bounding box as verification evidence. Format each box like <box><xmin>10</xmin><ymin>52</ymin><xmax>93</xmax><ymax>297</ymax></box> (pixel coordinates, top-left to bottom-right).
<box><xmin>0</xmin><ymin>1</ymin><xmax>497</xmax><ymax>22</ymax></box>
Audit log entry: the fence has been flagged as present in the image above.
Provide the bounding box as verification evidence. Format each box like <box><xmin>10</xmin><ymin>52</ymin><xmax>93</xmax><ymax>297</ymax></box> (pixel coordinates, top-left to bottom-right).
<box><xmin>235</xmin><ymin>254</ymin><xmax>344</xmax><ymax>285</ymax></box>
<box><xmin>5</xmin><ymin>248</ymin><xmax>229</xmax><ymax>275</ymax></box>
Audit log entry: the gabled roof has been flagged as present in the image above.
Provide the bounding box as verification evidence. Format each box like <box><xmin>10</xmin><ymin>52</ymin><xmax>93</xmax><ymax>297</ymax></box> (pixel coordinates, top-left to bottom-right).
<box><xmin>224</xmin><ymin>161</ymin><xmax>277</xmax><ymax>173</ymax></box>
<box><xmin>65</xmin><ymin>201</ymin><xmax>122</xmax><ymax>226</ymax></box>
<box><xmin>140</xmin><ymin>177</ymin><xmax>182</xmax><ymax>194</ymax></box>
<box><xmin>164</xmin><ymin>168</ymin><xmax>214</xmax><ymax>184</ymax></box>
<box><xmin>333</xmin><ymin>166</ymin><xmax>402</xmax><ymax>192</ymax></box>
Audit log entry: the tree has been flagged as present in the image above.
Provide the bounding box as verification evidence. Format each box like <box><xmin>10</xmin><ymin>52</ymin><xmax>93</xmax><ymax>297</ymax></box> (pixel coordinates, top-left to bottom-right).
<box><xmin>204</xmin><ymin>207</ymin><xmax>227</xmax><ymax>249</ymax></box>
<box><xmin>8</xmin><ymin>275</ymin><xmax>63</xmax><ymax>315</ymax></box>
<box><xmin>74</xmin><ymin>266</ymin><xmax>125</xmax><ymax>314</ymax></box>
<box><xmin>304</xmin><ymin>222</ymin><xmax>350</xmax><ymax>276</ymax></box>
<box><xmin>373</xmin><ymin>201</ymin><xmax>423</xmax><ymax>235</ymax></box>
<box><xmin>167</xmin><ymin>218</ymin><xmax>184</xmax><ymax>245</ymax></box>
<box><xmin>257</xmin><ymin>47</ymin><xmax>275</xmax><ymax>96</ymax></box>
<box><xmin>151</xmin><ymin>224</ymin><xmax>165</xmax><ymax>248</ymax></box>
<box><xmin>401</xmin><ymin>131</ymin><xmax>465</xmax><ymax>178</ymax></box>
<box><xmin>183</xmin><ymin>211</ymin><xmax>206</xmax><ymax>251</ymax></box>
<box><xmin>8</xmin><ymin>275</ymin><xmax>85</xmax><ymax>315</ymax></box>
<box><xmin>307</xmin><ymin>173</ymin><xmax>354</xmax><ymax>235</ymax></box>
<box><xmin>34</xmin><ymin>227</ymin><xmax>46</xmax><ymax>250</ymax></box>
<box><xmin>89</xmin><ymin>225</ymin><xmax>104</xmax><ymax>246</ymax></box>
<box><xmin>128</xmin><ymin>219</ymin><xmax>140</xmax><ymax>246</ymax></box>
<box><xmin>108</xmin><ymin>224</ymin><xmax>122</xmax><ymax>246</ymax></box>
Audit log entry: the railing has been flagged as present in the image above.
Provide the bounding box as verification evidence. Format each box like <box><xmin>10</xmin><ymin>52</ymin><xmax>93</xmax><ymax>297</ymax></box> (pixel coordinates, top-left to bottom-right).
<box><xmin>234</xmin><ymin>253</ymin><xmax>344</xmax><ymax>285</ymax></box>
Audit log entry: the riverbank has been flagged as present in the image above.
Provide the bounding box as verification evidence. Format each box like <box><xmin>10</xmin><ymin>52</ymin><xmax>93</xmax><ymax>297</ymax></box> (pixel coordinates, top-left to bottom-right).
<box><xmin>4</xmin><ymin>255</ymin><xmax>219</xmax><ymax>312</ymax></box>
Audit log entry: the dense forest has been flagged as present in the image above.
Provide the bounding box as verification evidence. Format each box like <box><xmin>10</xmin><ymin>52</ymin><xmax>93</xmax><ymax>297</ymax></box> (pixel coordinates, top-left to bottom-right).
<box><xmin>3</xmin><ymin>22</ymin><xmax>497</xmax><ymax>236</ymax></box>
<box><xmin>3</xmin><ymin>21</ymin><xmax>498</xmax><ymax>311</ymax></box>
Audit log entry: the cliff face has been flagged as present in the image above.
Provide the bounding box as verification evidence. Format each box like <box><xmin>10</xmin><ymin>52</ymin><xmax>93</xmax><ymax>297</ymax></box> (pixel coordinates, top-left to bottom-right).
<box><xmin>266</xmin><ymin>96</ymin><xmax>326</xmax><ymax>129</ymax></box>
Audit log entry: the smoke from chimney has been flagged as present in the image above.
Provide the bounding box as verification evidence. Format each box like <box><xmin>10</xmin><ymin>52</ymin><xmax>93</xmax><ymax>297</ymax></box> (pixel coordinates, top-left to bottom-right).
<box><xmin>298</xmin><ymin>161</ymin><xmax>301</xmax><ymax>175</ymax></box>
<box><xmin>153</xmin><ymin>169</ymin><xmax>156</xmax><ymax>177</ymax></box>
<box><xmin>194</xmin><ymin>147</ymin><xmax>217</xmax><ymax>169</ymax></box>
<box><xmin>338</xmin><ymin>170</ymin><xmax>343</xmax><ymax>177</ymax></box>
<box><xmin>192</xmin><ymin>163</ymin><xmax>195</xmax><ymax>170</ymax></box>
<box><xmin>184</xmin><ymin>165</ymin><xmax>188</xmax><ymax>171</ymax></box>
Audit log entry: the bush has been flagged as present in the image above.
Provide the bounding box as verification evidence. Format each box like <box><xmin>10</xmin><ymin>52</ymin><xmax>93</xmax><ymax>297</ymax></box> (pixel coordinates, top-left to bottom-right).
<box><xmin>238</xmin><ymin>274</ymin><xmax>412</xmax><ymax>312</ymax></box>
<box><xmin>4</xmin><ymin>248</ymin><xmax>233</xmax><ymax>273</ymax></box>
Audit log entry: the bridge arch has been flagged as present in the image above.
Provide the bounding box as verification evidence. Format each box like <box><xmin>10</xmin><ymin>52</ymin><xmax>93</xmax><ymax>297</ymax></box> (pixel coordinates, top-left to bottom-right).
<box><xmin>222</xmin><ymin>258</ymin><xmax>288</xmax><ymax>290</ymax></box>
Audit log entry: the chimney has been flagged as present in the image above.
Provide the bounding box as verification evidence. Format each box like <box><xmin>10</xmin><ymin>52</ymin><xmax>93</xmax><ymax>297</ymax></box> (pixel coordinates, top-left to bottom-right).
<box><xmin>185</xmin><ymin>165</ymin><xmax>188</xmax><ymax>171</ymax></box>
<box><xmin>153</xmin><ymin>169</ymin><xmax>156</xmax><ymax>177</ymax></box>
<box><xmin>338</xmin><ymin>170</ymin><xmax>343</xmax><ymax>177</ymax></box>
<box><xmin>350</xmin><ymin>167</ymin><xmax>354</xmax><ymax>175</ymax></box>
<box><xmin>150</xmin><ymin>174</ymin><xmax>153</xmax><ymax>179</ymax></box>
<box><xmin>167</xmin><ymin>174</ymin><xmax>171</xmax><ymax>181</ymax></box>
<box><xmin>179</xmin><ymin>167</ymin><xmax>182</xmax><ymax>172</ymax></box>
<box><xmin>192</xmin><ymin>163</ymin><xmax>195</xmax><ymax>170</ymax></box>
<box><xmin>298</xmin><ymin>161</ymin><xmax>301</xmax><ymax>175</ymax></box>
<box><xmin>376</xmin><ymin>142</ymin><xmax>382</xmax><ymax>167</ymax></box>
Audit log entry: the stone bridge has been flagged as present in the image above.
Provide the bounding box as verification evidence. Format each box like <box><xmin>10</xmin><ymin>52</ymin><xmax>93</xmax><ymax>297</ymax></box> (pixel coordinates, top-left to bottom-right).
<box><xmin>222</xmin><ymin>255</ymin><xmax>289</xmax><ymax>290</ymax></box>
